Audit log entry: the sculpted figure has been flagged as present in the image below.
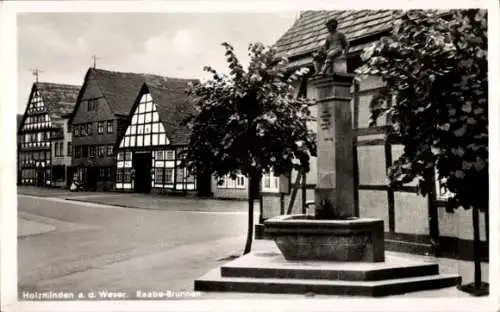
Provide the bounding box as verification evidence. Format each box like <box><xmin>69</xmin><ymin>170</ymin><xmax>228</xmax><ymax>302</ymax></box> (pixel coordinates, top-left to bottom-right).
<box><xmin>313</xmin><ymin>18</ymin><xmax>349</xmax><ymax>75</ymax></box>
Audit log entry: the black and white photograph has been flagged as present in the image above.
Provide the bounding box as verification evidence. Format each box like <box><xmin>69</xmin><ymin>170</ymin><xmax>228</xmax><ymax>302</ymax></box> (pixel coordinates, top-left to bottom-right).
<box><xmin>1</xmin><ymin>1</ymin><xmax>499</xmax><ymax>311</ymax></box>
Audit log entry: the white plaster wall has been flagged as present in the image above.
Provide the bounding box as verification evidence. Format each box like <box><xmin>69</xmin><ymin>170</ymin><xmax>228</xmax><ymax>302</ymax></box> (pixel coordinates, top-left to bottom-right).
<box><xmin>439</xmin><ymin>208</ymin><xmax>487</xmax><ymax>241</ymax></box>
<box><xmin>358</xmin><ymin>190</ymin><xmax>389</xmax><ymax>231</ymax></box>
<box><xmin>357</xmin><ymin>145</ymin><xmax>387</xmax><ymax>185</ymax></box>
<box><xmin>394</xmin><ymin>192</ymin><xmax>429</xmax><ymax>235</ymax></box>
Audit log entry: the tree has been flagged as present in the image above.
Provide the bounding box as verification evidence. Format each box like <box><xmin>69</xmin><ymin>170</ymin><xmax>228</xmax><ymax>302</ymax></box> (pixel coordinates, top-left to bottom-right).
<box><xmin>356</xmin><ymin>9</ymin><xmax>488</xmax><ymax>295</ymax></box>
<box><xmin>182</xmin><ymin>42</ymin><xmax>316</xmax><ymax>254</ymax></box>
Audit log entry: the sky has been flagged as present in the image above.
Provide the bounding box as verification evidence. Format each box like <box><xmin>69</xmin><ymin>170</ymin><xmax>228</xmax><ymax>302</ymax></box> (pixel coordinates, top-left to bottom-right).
<box><xmin>17</xmin><ymin>12</ymin><xmax>298</xmax><ymax>114</ymax></box>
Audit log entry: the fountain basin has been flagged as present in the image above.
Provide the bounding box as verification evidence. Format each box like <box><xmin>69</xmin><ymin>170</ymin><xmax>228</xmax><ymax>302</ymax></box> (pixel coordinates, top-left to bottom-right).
<box><xmin>264</xmin><ymin>214</ymin><xmax>385</xmax><ymax>262</ymax></box>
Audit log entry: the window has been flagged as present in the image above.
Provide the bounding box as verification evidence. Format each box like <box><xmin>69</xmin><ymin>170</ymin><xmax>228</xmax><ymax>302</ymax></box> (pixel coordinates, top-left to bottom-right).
<box><xmin>117</xmin><ymin>152</ymin><xmax>124</xmax><ymax>161</ymax></box>
<box><xmin>98</xmin><ymin>145</ymin><xmax>106</xmax><ymax>157</ymax></box>
<box><xmin>81</xmin><ymin>124</ymin><xmax>87</xmax><ymax>136</ymax></box>
<box><xmin>155</xmin><ymin>151</ymin><xmax>164</xmax><ymax>160</ymax></box>
<box><xmin>98</xmin><ymin>122</ymin><xmax>104</xmax><ymax>134</ymax></box>
<box><xmin>116</xmin><ymin>168</ymin><xmax>123</xmax><ymax>182</ymax></box>
<box><xmin>155</xmin><ymin>168</ymin><xmax>164</xmax><ymax>184</ymax></box>
<box><xmin>99</xmin><ymin>168</ymin><xmax>107</xmax><ymax>180</ymax></box>
<box><xmin>165</xmin><ymin>150</ymin><xmax>175</xmax><ymax>161</ymax></box>
<box><xmin>125</xmin><ymin>151</ymin><xmax>132</xmax><ymax>161</ymax></box>
<box><xmin>217</xmin><ymin>174</ymin><xmax>246</xmax><ymax>189</ymax></box>
<box><xmin>165</xmin><ymin>168</ymin><xmax>174</xmax><ymax>183</ymax></box>
<box><xmin>89</xmin><ymin>145</ymin><xmax>96</xmax><ymax>158</ymax></box>
<box><xmin>262</xmin><ymin>172</ymin><xmax>280</xmax><ymax>192</ymax></box>
<box><xmin>87</xmin><ymin>99</ymin><xmax>98</xmax><ymax>111</ymax></box>
<box><xmin>54</xmin><ymin>143</ymin><xmax>59</xmax><ymax>157</ymax></box>
<box><xmin>186</xmin><ymin>172</ymin><xmax>195</xmax><ymax>183</ymax></box>
<box><xmin>87</xmin><ymin>123</ymin><xmax>93</xmax><ymax>135</ymax></box>
<box><xmin>237</xmin><ymin>175</ymin><xmax>245</xmax><ymax>188</ymax></box>
<box><xmin>67</xmin><ymin>142</ymin><xmax>72</xmax><ymax>156</ymax></box>
<box><xmin>59</xmin><ymin>142</ymin><xmax>64</xmax><ymax>157</ymax></box>
<box><xmin>107</xmin><ymin>145</ymin><xmax>114</xmax><ymax>156</ymax></box>
<box><xmin>107</xmin><ymin>120</ymin><xmax>113</xmax><ymax>133</ymax></box>
<box><xmin>175</xmin><ymin>167</ymin><xmax>184</xmax><ymax>183</ymax></box>
<box><xmin>82</xmin><ymin>145</ymin><xmax>88</xmax><ymax>157</ymax></box>
<box><xmin>74</xmin><ymin>126</ymin><xmax>79</xmax><ymax>137</ymax></box>
<box><xmin>124</xmin><ymin>168</ymin><xmax>132</xmax><ymax>182</ymax></box>
<box><xmin>74</xmin><ymin>145</ymin><xmax>81</xmax><ymax>158</ymax></box>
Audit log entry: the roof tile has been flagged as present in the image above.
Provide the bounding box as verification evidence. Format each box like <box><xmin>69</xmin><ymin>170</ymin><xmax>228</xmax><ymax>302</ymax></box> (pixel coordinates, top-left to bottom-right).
<box><xmin>90</xmin><ymin>68</ymin><xmax>187</xmax><ymax>117</ymax></box>
<box><xmin>146</xmin><ymin>78</ymin><xmax>198</xmax><ymax>145</ymax></box>
<box><xmin>275</xmin><ymin>10</ymin><xmax>396</xmax><ymax>58</ymax></box>
<box><xmin>35</xmin><ymin>82</ymin><xmax>80</xmax><ymax>127</ymax></box>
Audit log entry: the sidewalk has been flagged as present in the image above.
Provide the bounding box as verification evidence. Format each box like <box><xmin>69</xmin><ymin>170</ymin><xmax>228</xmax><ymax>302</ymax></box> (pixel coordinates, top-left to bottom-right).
<box><xmin>64</xmin><ymin>192</ymin><xmax>250</xmax><ymax>213</ymax></box>
<box><xmin>18</xmin><ymin>186</ymin><xmax>250</xmax><ymax>213</ymax></box>
<box><xmin>17</xmin><ymin>185</ymin><xmax>107</xmax><ymax>198</ymax></box>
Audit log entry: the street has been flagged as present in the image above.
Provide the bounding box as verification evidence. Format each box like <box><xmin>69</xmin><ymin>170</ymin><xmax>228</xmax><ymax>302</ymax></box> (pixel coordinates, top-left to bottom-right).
<box><xmin>17</xmin><ymin>188</ymin><xmax>489</xmax><ymax>300</ymax></box>
<box><xmin>18</xmin><ymin>193</ymin><xmax>251</xmax><ymax>298</ymax></box>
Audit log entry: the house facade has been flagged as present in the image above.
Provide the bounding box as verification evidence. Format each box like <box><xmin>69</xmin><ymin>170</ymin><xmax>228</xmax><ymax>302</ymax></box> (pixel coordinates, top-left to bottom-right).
<box><xmin>69</xmin><ymin>68</ymin><xmax>179</xmax><ymax>191</ymax></box>
<box><xmin>260</xmin><ymin>10</ymin><xmax>488</xmax><ymax>260</ymax></box>
<box><xmin>115</xmin><ymin>80</ymin><xmax>204</xmax><ymax>194</ymax></box>
<box><xmin>17</xmin><ymin>114</ymin><xmax>23</xmax><ymax>185</ymax></box>
<box><xmin>50</xmin><ymin>114</ymin><xmax>73</xmax><ymax>188</ymax></box>
<box><xmin>18</xmin><ymin>82</ymin><xmax>80</xmax><ymax>187</ymax></box>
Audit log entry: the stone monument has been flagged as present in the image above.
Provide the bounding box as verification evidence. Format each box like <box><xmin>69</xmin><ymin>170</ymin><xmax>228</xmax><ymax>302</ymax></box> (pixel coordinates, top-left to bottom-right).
<box><xmin>312</xmin><ymin>18</ymin><xmax>349</xmax><ymax>76</ymax></box>
<box><xmin>264</xmin><ymin>17</ymin><xmax>384</xmax><ymax>263</ymax></box>
<box><xmin>194</xmin><ymin>18</ymin><xmax>461</xmax><ymax>295</ymax></box>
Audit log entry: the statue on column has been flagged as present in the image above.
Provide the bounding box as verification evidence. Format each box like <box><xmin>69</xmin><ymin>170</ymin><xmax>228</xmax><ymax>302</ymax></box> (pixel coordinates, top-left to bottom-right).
<box><xmin>312</xmin><ymin>18</ymin><xmax>349</xmax><ymax>75</ymax></box>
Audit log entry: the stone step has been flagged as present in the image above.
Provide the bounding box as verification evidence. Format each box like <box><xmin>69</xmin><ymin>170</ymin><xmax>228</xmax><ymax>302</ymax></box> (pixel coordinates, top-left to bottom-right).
<box><xmin>385</xmin><ymin>239</ymin><xmax>434</xmax><ymax>256</ymax></box>
<box><xmin>195</xmin><ymin>269</ymin><xmax>461</xmax><ymax>297</ymax></box>
<box><xmin>220</xmin><ymin>251</ymin><xmax>440</xmax><ymax>281</ymax></box>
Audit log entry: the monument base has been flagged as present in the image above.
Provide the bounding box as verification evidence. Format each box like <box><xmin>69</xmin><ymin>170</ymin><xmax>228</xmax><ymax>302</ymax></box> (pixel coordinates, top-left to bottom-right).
<box><xmin>194</xmin><ymin>251</ymin><xmax>461</xmax><ymax>297</ymax></box>
<box><xmin>264</xmin><ymin>214</ymin><xmax>385</xmax><ymax>262</ymax></box>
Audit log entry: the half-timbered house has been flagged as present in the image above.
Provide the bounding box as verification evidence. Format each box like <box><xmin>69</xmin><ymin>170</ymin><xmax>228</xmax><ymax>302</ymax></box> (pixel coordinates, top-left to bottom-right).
<box><xmin>68</xmin><ymin>68</ymin><xmax>171</xmax><ymax>191</ymax></box>
<box><xmin>17</xmin><ymin>114</ymin><xmax>23</xmax><ymax>185</ymax></box>
<box><xmin>258</xmin><ymin>10</ymin><xmax>488</xmax><ymax>261</ymax></box>
<box><xmin>115</xmin><ymin>78</ymin><xmax>203</xmax><ymax>194</ymax></box>
<box><xmin>18</xmin><ymin>82</ymin><xmax>80</xmax><ymax>186</ymax></box>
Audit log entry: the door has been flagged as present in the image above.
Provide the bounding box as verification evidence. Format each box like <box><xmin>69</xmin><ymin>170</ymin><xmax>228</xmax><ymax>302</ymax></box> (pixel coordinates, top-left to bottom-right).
<box><xmin>133</xmin><ymin>152</ymin><xmax>152</xmax><ymax>193</ymax></box>
<box><xmin>36</xmin><ymin>169</ymin><xmax>45</xmax><ymax>187</ymax></box>
<box><xmin>86</xmin><ymin>167</ymin><xmax>99</xmax><ymax>191</ymax></box>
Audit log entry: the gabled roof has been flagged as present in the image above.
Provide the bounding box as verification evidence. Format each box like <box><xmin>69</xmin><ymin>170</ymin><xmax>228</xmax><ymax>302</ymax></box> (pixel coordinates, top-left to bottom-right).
<box><xmin>274</xmin><ymin>10</ymin><xmax>397</xmax><ymax>60</ymax></box>
<box><xmin>118</xmin><ymin>77</ymin><xmax>198</xmax><ymax>147</ymax></box>
<box><xmin>36</xmin><ymin>82</ymin><xmax>80</xmax><ymax>123</ymax></box>
<box><xmin>147</xmin><ymin>78</ymin><xmax>198</xmax><ymax>145</ymax></box>
<box><xmin>89</xmin><ymin>68</ymin><xmax>189</xmax><ymax>117</ymax></box>
<box><xmin>18</xmin><ymin>82</ymin><xmax>80</xmax><ymax>133</ymax></box>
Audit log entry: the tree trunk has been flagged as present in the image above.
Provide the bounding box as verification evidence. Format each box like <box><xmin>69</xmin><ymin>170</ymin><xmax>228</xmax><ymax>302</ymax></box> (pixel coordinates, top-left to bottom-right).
<box><xmin>472</xmin><ymin>205</ymin><xmax>482</xmax><ymax>288</ymax></box>
<box><xmin>243</xmin><ymin>175</ymin><xmax>254</xmax><ymax>255</ymax></box>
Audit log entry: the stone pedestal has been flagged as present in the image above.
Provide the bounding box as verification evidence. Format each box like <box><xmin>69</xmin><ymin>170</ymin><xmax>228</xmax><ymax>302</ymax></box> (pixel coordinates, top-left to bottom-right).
<box><xmin>310</xmin><ymin>73</ymin><xmax>356</xmax><ymax>218</ymax></box>
<box><xmin>333</xmin><ymin>57</ymin><xmax>348</xmax><ymax>73</ymax></box>
<box><xmin>265</xmin><ymin>215</ymin><xmax>385</xmax><ymax>262</ymax></box>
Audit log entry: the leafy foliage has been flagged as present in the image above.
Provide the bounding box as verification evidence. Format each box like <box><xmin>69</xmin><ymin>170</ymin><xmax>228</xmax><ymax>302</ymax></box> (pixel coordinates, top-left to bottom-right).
<box><xmin>182</xmin><ymin>42</ymin><xmax>316</xmax><ymax>182</ymax></box>
<box><xmin>356</xmin><ymin>10</ymin><xmax>488</xmax><ymax>211</ymax></box>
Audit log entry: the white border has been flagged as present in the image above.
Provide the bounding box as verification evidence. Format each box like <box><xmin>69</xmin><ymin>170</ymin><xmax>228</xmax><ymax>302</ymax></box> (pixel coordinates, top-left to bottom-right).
<box><xmin>1</xmin><ymin>1</ymin><xmax>499</xmax><ymax>311</ymax></box>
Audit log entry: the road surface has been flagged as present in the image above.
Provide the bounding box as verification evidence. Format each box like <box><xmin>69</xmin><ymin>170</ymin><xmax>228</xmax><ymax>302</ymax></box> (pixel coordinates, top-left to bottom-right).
<box><xmin>18</xmin><ymin>194</ymin><xmax>250</xmax><ymax>298</ymax></box>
